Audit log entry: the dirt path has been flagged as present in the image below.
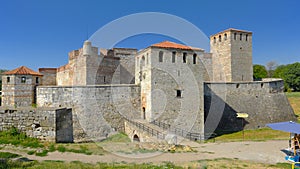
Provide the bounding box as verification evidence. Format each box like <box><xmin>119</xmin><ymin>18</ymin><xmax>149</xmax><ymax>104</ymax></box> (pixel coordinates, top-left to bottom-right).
<box><xmin>1</xmin><ymin>140</ymin><xmax>290</xmax><ymax>164</ymax></box>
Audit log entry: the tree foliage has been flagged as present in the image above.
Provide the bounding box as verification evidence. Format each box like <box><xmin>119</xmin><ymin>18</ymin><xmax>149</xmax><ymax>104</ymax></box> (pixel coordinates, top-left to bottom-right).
<box><xmin>273</xmin><ymin>62</ymin><xmax>300</xmax><ymax>91</ymax></box>
<box><xmin>253</xmin><ymin>64</ymin><xmax>268</xmax><ymax>80</ymax></box>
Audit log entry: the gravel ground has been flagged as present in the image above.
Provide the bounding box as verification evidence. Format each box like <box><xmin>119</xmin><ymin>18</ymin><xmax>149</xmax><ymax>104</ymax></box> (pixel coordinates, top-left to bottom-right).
<box><xmin>0</xmin><ymin>140</ymin><xmax>290</xmax><ymax>165</ymax></box>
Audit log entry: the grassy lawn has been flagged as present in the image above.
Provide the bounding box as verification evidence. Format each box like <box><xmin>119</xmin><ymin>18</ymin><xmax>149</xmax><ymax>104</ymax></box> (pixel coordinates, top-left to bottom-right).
<box><xmin>211</xmin><ymin>128</ymin><xmax>290</xmax><ymax>142</ymax></box>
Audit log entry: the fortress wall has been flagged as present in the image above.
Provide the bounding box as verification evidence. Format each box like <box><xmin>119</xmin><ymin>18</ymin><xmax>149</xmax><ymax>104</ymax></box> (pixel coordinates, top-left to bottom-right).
<box><xmin>112</xmin><ymin>48</ymin><xmax>137</xmax><ymax>84</ymax></box>
<box><xmin>204</xmin><ymin>80</ymin><xmax>297</xmax><ymax>133</ymax></box>
<box><xmin>39</xmin><ymin>68</ymin><xmax>57</xmax><ymax>86</ymax></box>
<box><xmin>0</xmin><ymin>108</ymin><xmax>58</xmax><ymax>142</ymax></box>
<box><xmin>37</xmin><ymin>85</ymin><xmax>140</xmax><ymax>142</ymax></box>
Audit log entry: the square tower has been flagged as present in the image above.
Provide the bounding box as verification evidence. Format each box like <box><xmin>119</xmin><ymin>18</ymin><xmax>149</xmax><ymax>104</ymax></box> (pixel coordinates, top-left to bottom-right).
<box><xmin>210</xmin><ymin>28</ymin><xmax>253</xmax><ymax>82</ymax></box>
<box><xmin>1</xmin><ymin>66</ymin><xmax>42</xmax><ymax>107</ymax></box>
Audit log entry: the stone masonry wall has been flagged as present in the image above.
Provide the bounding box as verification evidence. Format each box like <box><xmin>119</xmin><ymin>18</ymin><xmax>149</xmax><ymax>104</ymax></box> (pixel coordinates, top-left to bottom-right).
<box><xmin>39</xmin><ymin>68</ymin><xmax>57</xmax><ymax>86</ymax></box>
<box><xmin>204</xmin><ymin>80</ymin><xmax>296</xmax><ymax>134</ymax></box>
<box><xmin>0</xmin><ymin>108</ymin><xmax>58</xmax><ymax>142</ymax></box>
<box><xmin>37</xmin><ymin>85</ymin><xmax>141</xmax><ymax>142</ymax></box>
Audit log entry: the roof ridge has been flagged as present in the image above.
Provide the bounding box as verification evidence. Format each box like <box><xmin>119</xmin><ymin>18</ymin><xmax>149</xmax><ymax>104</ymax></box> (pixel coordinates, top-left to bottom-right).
<box><xmin>3</xmin><ymin>66</ymin><xmax>43</xmax><ymax>76</ymax></box>
<box><xmin>150</xmin><ymin>41</ymin><xmax>203</xmax><ymax>51</ymax></box>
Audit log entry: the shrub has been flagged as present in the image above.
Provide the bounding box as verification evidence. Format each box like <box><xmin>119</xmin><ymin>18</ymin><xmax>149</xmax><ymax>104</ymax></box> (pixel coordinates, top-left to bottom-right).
<box><xmin>57</xmin><ymin>145</ymin><xmax>66</xmax><ymax>152</ymax></box>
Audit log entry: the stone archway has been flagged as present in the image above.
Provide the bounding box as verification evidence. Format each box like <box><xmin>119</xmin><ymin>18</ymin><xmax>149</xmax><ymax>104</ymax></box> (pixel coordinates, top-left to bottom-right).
<box><xmin>133</xmin><ymin>134</ymin><xmax>140</xmax><ymax>142</ymax></box>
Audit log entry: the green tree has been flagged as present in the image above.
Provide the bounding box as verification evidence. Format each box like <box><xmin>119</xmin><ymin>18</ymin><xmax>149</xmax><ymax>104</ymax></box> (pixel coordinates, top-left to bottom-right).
<box><xmin>285</xmin><ymin>62</ymin><xmax>300</xmax><ymax>91</ymax></box>
<box><xmin>273</xmin><ymin>62</ymin><xmax>300</xmax><ymax>91</ymax></box>
<box><xmin>253</xmin><ymin>64</ymin><xmax>268</xmax><ymax>80</ymax></box>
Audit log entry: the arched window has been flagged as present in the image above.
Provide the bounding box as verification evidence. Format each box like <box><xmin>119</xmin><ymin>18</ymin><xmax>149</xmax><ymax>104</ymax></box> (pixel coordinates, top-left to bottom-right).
<box><xmin>213</xmin><ymin>37</ymin><xmax>216</xmax><ymax>43</ymax></box>
<box><xmin>240</xmin><ymin>33</ymin><xmax>242</xmax><ymax>40</ymax></box>
<box><xmin>193</xmin><ymin>53</ymin><xmax>197</xmax><ymax>64</ymax></box>
<box><xmin>224</xmin><ymin>33</ymin><xmax>227</xmax><ymax>40</ymax></box>
<box><xmin>234</xmin><ymin>33</ymin><xmax>237</xmax><ymax>40</ymax></box>
<box><xmin>172</xmin><ymin>51</ymin><xmax>176</xmax><ymax>63</ymax></box>
<box><xmin>159</xmin><ymin>51</ymin><xmax>163</xmax><ymax>62</ymax></box>
<box><xmin>219</xmin><ymin>35</ymin><xmax>221</xmax><ymax>42</ymax></box>
<box><xmin>183</xmin><ymin>52</ymin><xmax>187</xmax><ymax>63</ymax></box>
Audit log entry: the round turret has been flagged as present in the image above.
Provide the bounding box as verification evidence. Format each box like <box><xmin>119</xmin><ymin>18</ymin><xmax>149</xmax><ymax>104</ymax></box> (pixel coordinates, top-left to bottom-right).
<box><xmin>83</xmin><ymin>40</ymin><xmax>92</xmax><ymax>56</ymax></box>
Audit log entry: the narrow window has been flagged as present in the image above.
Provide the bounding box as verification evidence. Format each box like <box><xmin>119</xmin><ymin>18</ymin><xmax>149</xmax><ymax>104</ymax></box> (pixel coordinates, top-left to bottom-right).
<box><xmin>213</xmin><ymin>37</ymin><xmax>216</xmax><ymax>43</ymax></box>
<box><xmin>144</xmin><ymin>55</ymin><xmax>147</xmax><ymax>65</ymax></box>
<box><xmin>240</xmin><ymin>33</ymin><xmax>242</xmax><ymax>40</ymax></box>
<box><xmin>236</xmin><ymin>84</ymin><xmax>240</xmax><ymax>88</ymax></box>
<box><xmin>159</xmin><ymin>51</ymin><xmax>163</xmax><ymax>62</ymax></box>
<box><xmin>176</xmin><ymin>90</ymin><xmax>182</xmax><ymax>97</ymax></box>
<box><xmin>36</xmin><ymin>77</ymin><xmax>39</xmax><ymax>84</ymax></box>
<box><xmin>224</xmin><ymin>33</ymin><xmax>227</xmax><ymax>40</ymax></box>
<box><xmin>104</xmin><ymin>76</ymin><xmax>106</xmax><ymax>83</ymax></box>
<box><xmin>178</xmin><ymin>70</ymin><xmax>180</xmax><ymax>76</ymax></box>
<box><xmin>183</xmin><ymin>52</ymin><xmax>187</xmax><ymax>63</ymax></box>
<box><xmin>246</xmin><ymin>34</ymin><xmax>248</xmax><ymax>41</ymax></box>
<box><xmin>7</xmin><ymin>77</ymin><xmax>10</xmax><ymax>83</ymax></box>
<box><xmin>172</xmin><ymin>51</ymin><xmax>176</xmax><ymax>63</ymax></box>
<box><xmin>21</xmin><ymin>77</ymin><xmax>26</xmax><ymax>83</ymax></box>
<box><xmin>193</xmin><ymin>53</ymin><xmax>197</xmax><ymax>64</ymax></box>
<box><xmin>234</xmin><ymin>33</ymin><xmax>237</xmax><ymax>40</ymax></box>
<box><xmin>219</xmin><ymin>35</ymin><xmax>221</xmax><ymax>42</ymax></box>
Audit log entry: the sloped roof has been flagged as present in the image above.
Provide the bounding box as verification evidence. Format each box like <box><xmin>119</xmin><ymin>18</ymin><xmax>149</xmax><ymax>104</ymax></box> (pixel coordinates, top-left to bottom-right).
<box><xmin>151</xmin><ymin>41</ymin><xmax>203</xmax><ymax>51</ymax></box>
<box><xmin>3</xmin><ymin>66</ymin><xmax>43</xmax><ymax>76</ymax></box>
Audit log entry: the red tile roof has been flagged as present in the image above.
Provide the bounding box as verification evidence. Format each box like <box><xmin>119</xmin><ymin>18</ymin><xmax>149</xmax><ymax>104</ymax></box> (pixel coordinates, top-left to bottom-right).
<box><xmin>3</xmin><ymin>66</ymin><xmax>43</xmax><ymax>76</ymax></box>
<box><xmin>151</xmin><ymin>41</ymin><xmax>203</xmax><ymax>51</ymax></box>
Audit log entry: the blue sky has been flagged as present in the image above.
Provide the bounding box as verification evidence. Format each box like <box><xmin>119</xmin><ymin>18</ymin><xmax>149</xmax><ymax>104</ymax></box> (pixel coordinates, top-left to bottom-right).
<box><xmin>0</xmin><ymin>0</ymin><xmax>299</xmax><ymax>70</ymax></box>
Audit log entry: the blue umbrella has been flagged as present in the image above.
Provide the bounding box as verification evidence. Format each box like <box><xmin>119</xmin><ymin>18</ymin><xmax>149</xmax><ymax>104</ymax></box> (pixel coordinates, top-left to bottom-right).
<box><xmin>267</xmin><ymin>121</ymin><xmax>300</xmax><ymax>134</ymax></box>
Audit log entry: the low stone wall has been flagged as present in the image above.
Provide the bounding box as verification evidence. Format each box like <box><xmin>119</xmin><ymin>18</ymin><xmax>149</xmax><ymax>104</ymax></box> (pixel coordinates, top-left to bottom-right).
<box><xmin>204</xmin><ymin>80</ymin><xmax>297</xmax><ymax>134</ymax></box>
<box><xmin>37</xmin><ymin>85</ymin><xmax>141</xmax><ymax>142</ymax></box>
<box><xmin>0</xmin><ymin>108</ymin><xmax>60</xmax><ymax>142</ymax></box>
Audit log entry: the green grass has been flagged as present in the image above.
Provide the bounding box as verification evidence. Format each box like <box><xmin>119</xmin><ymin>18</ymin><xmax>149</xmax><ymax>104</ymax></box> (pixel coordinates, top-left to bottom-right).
<box><xmin>0</xmin><ymin>152</ymin><xmax>20</xmax><ymax>159</ymax></box>
<box><xmin>35</xmin><ymin>149</ymin><xmax>48</xmax><ymax>157</ymax></box>
<box><xmin>27</xmin><ymin>150</ymin><xmax>35</xmax><ymax>155</ymax></box>
<box><xmin>57</xmin><ymin>145</ymin><xmax>66</xmax><ymax>152</ymax></box>
<box><xmin>0</xmin><ymin>126</ymin><xmax>44</xmax><ymax>148</ymax></box>
<box><xmin>286</xmin><ymin>92</ymin><xmax>300</xmax><ymax>98</ymax></box>
<box><xmin>208</xmin><ymin>127</ymin><xmax>290</xmax><ymax>142</ymax></box>
<box><xmin>101</xmin><ymin>132</ymin><xmax>131</xmax><ymax>143</ymax></box>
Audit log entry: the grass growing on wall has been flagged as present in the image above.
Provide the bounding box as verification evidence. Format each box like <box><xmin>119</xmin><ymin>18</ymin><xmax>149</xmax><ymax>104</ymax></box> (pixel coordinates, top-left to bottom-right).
<box><xmin>0</xmin><ymin>126</ymin><xmax>44</xmax><ymax>148</ymax></box>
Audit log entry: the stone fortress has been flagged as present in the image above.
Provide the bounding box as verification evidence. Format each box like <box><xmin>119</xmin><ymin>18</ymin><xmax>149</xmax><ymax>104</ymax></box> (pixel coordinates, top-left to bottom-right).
<box><xmin>0</xmin><ymin>28</ymin><xmax>296</xmax><ymax>142</ymax></box>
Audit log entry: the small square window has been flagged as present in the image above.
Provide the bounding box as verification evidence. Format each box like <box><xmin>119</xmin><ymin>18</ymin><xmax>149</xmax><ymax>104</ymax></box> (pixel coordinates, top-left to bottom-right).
<box><xmin>176</xmin><ymin>90</ymin><xmax>182</xmax><ymax>97</ymax></box>
<box><xmin>21</xmin><ymin>77</ymin><xmax>26</xmax><ymax>83</ymax></box>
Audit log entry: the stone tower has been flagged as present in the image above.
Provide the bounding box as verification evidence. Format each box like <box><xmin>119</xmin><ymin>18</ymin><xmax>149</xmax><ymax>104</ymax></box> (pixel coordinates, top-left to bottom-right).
<box><xmin>1</xmin><ymin>66</ymin><xmax>43</xmax><ymax>107</ymax></box>
<box><xmin>210</xmin><ymin>28</ymin><xmax>253</xmax><ymax>82</ymax></box>
<box><xmin>135</xmin><ymin>41</ymin><xmax>210</xmax><ymax>136</ymax></box>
